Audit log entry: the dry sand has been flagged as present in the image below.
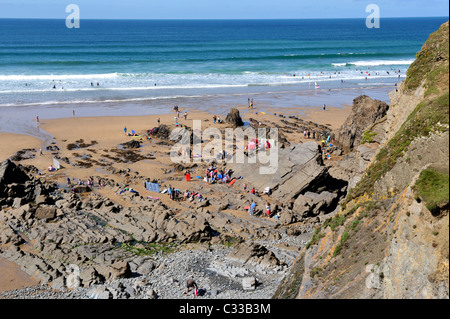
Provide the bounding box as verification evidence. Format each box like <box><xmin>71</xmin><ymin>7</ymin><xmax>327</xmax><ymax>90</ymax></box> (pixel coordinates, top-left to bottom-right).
<box><xmin>0</xmin><ymin>133</ymin><xmax>43</xmax><ymax>162</ymax></box>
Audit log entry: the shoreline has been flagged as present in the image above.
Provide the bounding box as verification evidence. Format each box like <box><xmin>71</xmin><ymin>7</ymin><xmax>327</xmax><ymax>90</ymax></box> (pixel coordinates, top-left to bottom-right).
<box><xmin>0</xmin><ymin>84</ymin><xmax>393</xmax><ymax>141</ymax></box>
<box><xmin>0</xmin><ymin>104</ymin><xmax>350</xmax><ymax>164</ymax></box>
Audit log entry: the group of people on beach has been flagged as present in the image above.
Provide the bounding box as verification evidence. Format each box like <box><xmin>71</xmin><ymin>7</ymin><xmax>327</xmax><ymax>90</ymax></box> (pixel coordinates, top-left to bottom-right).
<box><xmin>172</xmin><ymin>106</ymin><xmax>189</xmax><ymax>127</ymax></box>
<box><xmin>67</xmin><ymin>176</ymin><xmax>105</xmax><ymax>189</ymax></box>
<box><xmin>248</xmin><ymin>201</ymin><xmax>273</xmax><ymax>218</ymax></box>
<box><xmin>167</xmin><ymin>185</ymin><xmax>205</xmax><ymax>203</ymax></box>
<box><xmin>203</xmin><ymin>166</ymin><xmax>235</xmax><ymax>185</ymax></box>
<box><xmin>182</xmin><ymin>190</ymin><xmax>204</xmax><ymax>203</ymax></box>
<box><xmin>212</xmin><ymin>115</ymin><xmax>223</xmax><ymax>124</ymax></box>
<box><xmin>303</xmin><ymin>129</ymin><xmax>317</xmax><ymax>140</ymax></box>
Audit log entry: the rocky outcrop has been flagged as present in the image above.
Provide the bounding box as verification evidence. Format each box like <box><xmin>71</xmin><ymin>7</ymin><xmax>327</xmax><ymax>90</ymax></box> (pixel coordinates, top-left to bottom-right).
<box><xmin>335</xmin><ymin>95</ymin><xmax>389</xmax><ymax>151</ymax></box>
<box><xmin>225</xmin><ymin>108</ymin><xmax>244</xmax><ymax>127</ymax></box>
<box><xmin>120</xmin><ymin>140</ymin><xmax>141</xmax><ymax>149</ymax></box>
<box><xmin>228</xmin><ymin>242</ymin><xmax>285</xmax><ymax>269</ymax></box>
<box><xmin>0</xmin><ymin>160</ymin><xmax>57</xmax><ymax>208</ymax></box>
<box><xmin>0</xmin><ymin>162</ymin><xmax>216</xmax><ymax>290</ymax></box>
<box><xmin>0</xmin><ymin>159</ymin><xmax>30</xmax><ymax>188</ymax></box>
<box><xmin>229</xmin><ymin>141</ymin><xmax>347</xmax><ymax>223</ymax></box>
<box><xmin>149</xmin><ymin>125</ymin><xmax>172</xmax><ymax>140</ymax></box>
<box><xmin>230</xmin><ymin>142</ymin><xmax>326</xmax><ymax>200</ymax></box>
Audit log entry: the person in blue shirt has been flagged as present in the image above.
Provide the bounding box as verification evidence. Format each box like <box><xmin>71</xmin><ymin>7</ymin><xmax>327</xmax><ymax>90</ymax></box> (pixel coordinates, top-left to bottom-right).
<box><xmin>168</xmin><ymin>186</ymin><xmax>173</xmax><ymax>200</ymax></box>
<box><xmin>249</xmin><ymin>202</ymin><xmax>256</xmax><ymax>216</ymax></box>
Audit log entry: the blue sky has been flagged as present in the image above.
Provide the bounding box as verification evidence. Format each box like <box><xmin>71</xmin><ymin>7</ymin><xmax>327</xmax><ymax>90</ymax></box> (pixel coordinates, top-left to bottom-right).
<box><xmin>0</xmin><ymin>0</ymin><xmax>448</xmax><ymax>19</ymax></box>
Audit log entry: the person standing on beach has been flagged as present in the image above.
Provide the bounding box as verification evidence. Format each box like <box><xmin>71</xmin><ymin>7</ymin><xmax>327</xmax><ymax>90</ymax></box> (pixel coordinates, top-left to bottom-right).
<box><xmin>124</xmin><ymin>127</ymin><xmax>127</xmax><ymax>135</ymax></box>
<box><xmin>36</xmin><ymin>116</ymin><xmax>39</xmax><ymax>123</ymax></box>
<box><xmin>168</xmin><ymin>186</ymin><xmax>173</xmax><ymax>200</ymax></box>
<box><xmin>249</xmin><ymin>201</ymin><xmax>256</xmax><ymax>216</ymax></box>
<box><xmin>184</xmin><ymin>112</ymin><xmax>188</xmax><ymax>120</ymax></box>
<box><xmin>157</xmin><ymin>118</ymin><xmax>160</xmax><ymax>126</ymax></box>
<box><xmin>266</xmin><ymin>203</ymin><xmax>271</xmax><ymax>217</ymax></box>
<box><xmin>186</xmin><ymin>278</ymin><xmax>198</xmax><ymax>297</ymax></box>
<box><xmin>323</xmin><ymin>104</ymin><xmax>326</xmax><ymax>111</ymax></box>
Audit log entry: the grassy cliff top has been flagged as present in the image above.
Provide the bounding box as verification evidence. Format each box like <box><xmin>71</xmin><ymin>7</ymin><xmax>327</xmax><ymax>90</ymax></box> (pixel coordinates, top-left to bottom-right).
<box><xmin>404</xmin><ymin>21</ymin><xmax>449</xmax><ymax>94</ymax></box>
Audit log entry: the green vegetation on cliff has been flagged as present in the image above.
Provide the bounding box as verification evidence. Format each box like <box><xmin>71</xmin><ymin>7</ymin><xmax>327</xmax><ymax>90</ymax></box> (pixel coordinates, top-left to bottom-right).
<box><xmin>413</xmin><ymin>168</ymin><xmax>449</xmax><ymax>216</ymax></box>
<box><xmin>404</xmin><ymin>21</ymin><xmax>449</xmax><ymax>93</ymax></box>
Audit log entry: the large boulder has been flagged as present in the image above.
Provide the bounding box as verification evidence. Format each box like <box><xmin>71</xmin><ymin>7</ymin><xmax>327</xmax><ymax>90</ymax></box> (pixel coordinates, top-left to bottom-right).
<box><xmin>335</xmin><ymin>95</ymin><xmax>389</xmax><ymax>151</ymax></box>
<box><xmin>228</xmin><ymin>242</ymin><xmax>284</xmax><ymax>269</ymax></box>
<box><xmin>229</xmin><ymin>142</ymin><xmax>328</xmax><ymax>200</ymax></box>
<box><xmin>294</xmin><ymin>191</ymin><xmax>339</xmax><ymax>218</ymax></box>
<box><xmin>73</xmin><ymin>185</ymin><xmax>92</xmax><ymax>194</ymax></box>
<box><xmin>225</xmin><ymin>108</ymin><xmax>244</xmax><ymax>127</ymax></box>
<box><xmin>150</xmin><ymin>125</ymin><xmax>172</xmax><ymax>140</ymax></box>
<box><xmin>0</xmin><ymin>159</ymin><xmax>30</xmax><ymax>188</ymax></box>
<box><xmin>120</xmin><ymin>140</ymin><xmax>141</xmax><ymax>149</ymax></box>
<box><xmin>95</xmin><ymin>260</ymin><xmax>132</xmax><ymax>282</ymax></box>
<box><xmin>35</xmin><ymin>206</ymin><xmax>57</xmax><ymax>220</ymax></box>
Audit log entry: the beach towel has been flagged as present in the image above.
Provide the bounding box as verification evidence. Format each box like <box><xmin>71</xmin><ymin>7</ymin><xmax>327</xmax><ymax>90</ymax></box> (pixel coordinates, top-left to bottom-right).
<box><xmin>153</xmin><ymin>183</ymin><xmax>160</xmax><ymax>193</ymax></box>
<box><xmin>229</xmin><ymin>179</ymin><xmax>236</xmax><ymax>186</ymax></box>
<box><xmin>145</xmin><ymin>182</ymin><xmax>160</xmax><ymax>193</ymax></box>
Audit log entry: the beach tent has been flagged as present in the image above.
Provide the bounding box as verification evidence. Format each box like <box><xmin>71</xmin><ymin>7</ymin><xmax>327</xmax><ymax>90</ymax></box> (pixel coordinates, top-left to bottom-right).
<box><xmin>145</xmin><ymin>181</ymin><xmax>160</xmax><ymax>193</ymax></box>
<box><xmin>53</xmin><ymin>158</ymin><xmax>61</xmax><ymax>170</ymax></box>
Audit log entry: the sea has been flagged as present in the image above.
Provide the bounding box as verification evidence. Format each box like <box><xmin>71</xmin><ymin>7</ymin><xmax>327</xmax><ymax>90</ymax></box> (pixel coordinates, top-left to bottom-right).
<box><xmin>0</xmin><ymin>17</ymin><xmax>448</xmax><ymax>135</ymax></box>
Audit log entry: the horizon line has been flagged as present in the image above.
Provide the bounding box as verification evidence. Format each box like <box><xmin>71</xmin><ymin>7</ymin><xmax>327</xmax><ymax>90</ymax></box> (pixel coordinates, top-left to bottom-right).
<box><xmin>0</xmin><ymin>16</ymin><xmax>448</xmax><ymax>21</ymax></box>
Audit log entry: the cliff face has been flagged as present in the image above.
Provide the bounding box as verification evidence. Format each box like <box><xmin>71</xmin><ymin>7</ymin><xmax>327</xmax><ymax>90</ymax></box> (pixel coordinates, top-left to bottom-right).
<box><xmin>274</xmin><ymin>21</ymin><xmax>449</xmax><ymax>299</ymax></box>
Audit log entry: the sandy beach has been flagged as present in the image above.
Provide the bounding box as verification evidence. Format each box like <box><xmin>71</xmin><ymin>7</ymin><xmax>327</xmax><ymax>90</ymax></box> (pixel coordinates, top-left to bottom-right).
<box><xmin>0</xmin><ymin>133</ymin><xmax>42</xmax><ymax>162</ymax></box>
<box><xmin>0</xmin><ymin>98</ymin><xmax>351</xmax><ymax>293</ymax></box>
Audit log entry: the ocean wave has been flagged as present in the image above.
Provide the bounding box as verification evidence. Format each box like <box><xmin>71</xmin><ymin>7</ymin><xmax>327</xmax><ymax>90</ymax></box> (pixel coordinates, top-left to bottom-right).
<box><xmin>0</xmin><ymin>73</ymin><xmax>120</xmax><ymax>81</ymax></box>
<box><xmin>332</xmin><ymin>59</ymin><xmax>415</xmax><ymax>67</ymax></box>
<box><xmin>0</xmin><ymin>83</ymin><xmax>250</xmax><ymax>94</ymax></box>
<box><xmin>331</xmin><ymin>63</ymin><xmax>347</xmax><ymax>67</ymax></box>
